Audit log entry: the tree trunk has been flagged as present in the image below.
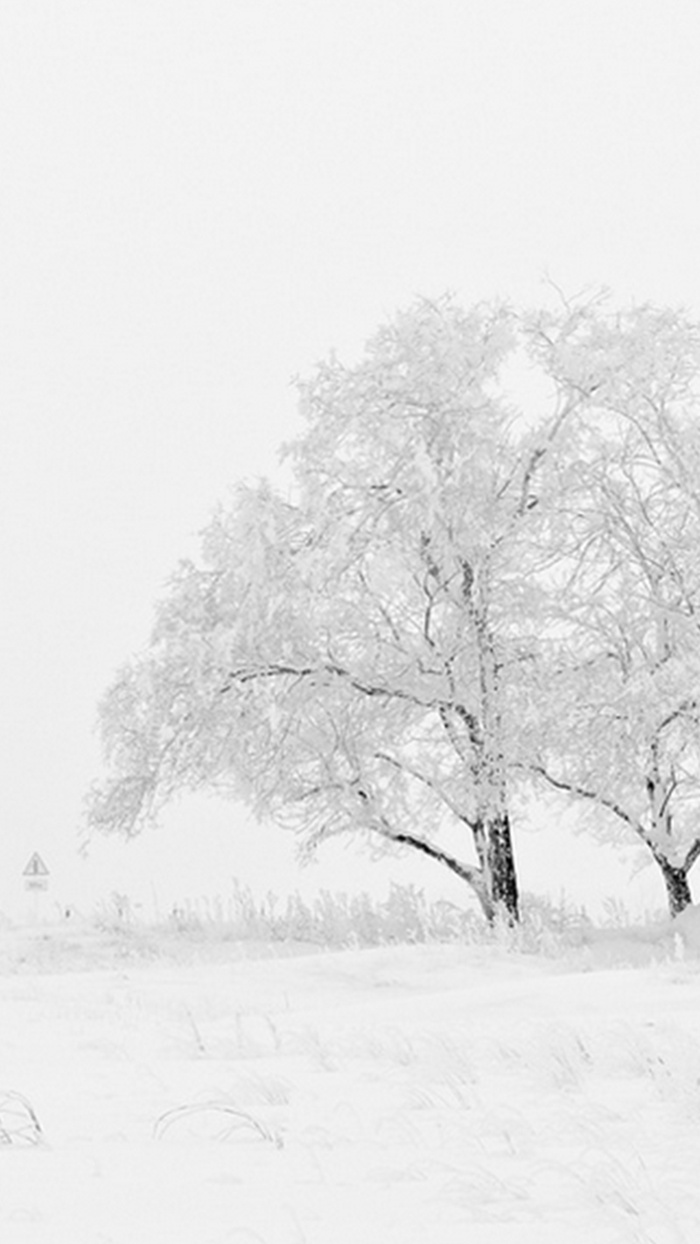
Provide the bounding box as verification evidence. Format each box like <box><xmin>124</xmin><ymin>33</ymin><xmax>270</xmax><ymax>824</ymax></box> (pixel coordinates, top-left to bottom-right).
<box><xmin>460</xmin><ymin>557</ymin><xmax>521</xmax><ymax>925</ymax></box>
<box><xmin>475</xmin><ymin>583</ymin><xmax>520</xmax><ymax>923</ymax></box>
<box><xmin>656</xmin><ymin>855</ymin><xmax>693</xmax><ymax>917</ymax></box>
<box><xmin>645</xmin><ymin>768</ymin><xmax>693</xmax><ymax>917</ymax></box>
<box><xmin>486</xmin><ymin>812</ymin><xmax>520</xmax><ymax>925</ymax></box>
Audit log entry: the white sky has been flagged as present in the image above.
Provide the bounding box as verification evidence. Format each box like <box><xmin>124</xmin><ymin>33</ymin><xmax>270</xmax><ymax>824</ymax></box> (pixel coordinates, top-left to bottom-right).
<box><xmin>1</xmin><ymin>0</ymin><xmax>698</xmax><ymax>919</ymax></box>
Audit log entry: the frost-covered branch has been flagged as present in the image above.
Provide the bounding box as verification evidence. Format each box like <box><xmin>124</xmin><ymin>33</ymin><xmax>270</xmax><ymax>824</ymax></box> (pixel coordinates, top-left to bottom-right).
<box><xmin>220</xmin><ymin>661</ymin><xmax>447</xmax><ymax>712</ymax></box>
<box><xmin>374</xmin><ymin>750</ymin><xmax>476</xmax><ymax>831</ymax></box>
<box><xmin>683</xmin><ymin>837</ymin><xmax>700</xmax><ymax>874</ymax></box>
<box><xmin>527</xmin><ymin>763</ymin><xmax>645</xmax><ymax>839</ymax></box>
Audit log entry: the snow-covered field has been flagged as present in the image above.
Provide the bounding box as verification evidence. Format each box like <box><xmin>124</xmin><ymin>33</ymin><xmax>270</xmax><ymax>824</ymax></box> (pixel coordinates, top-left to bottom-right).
<box><xmin>1</xmin><ymin>921</ymin><xmax>700</xmax><ymax>1242</ymax></box>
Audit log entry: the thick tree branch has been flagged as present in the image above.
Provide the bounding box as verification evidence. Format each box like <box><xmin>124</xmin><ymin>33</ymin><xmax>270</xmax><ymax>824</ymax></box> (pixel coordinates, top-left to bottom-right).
<box><xmin>349</xmin><ymin>779</ymin><xmax>489</xmax><ymax>913</ymax></box>
<box><xmin>367</xmin><ymin>818</ymin><xmax>485</xmax><ymax>896</ymax></box>
<box><xmin>389</xmin><ymin>831</ymin><xmax>484</xmax><ymax>889</ymax></box>
<box><xmin>526</xmin><ymin>762</ymin><xmax>647</xmax><ymax>839</ymax></box>
<box><xmin>439</xmin><ymin>705</ymin><xmax>471</xmax><ymax>764</ymax></box>
<box><xmin>221</xmin><ymin>661</ymin><xmax>444</xmax><ymax>711</ymax></box>
<box><xmin>374</xmin><ymin>750</ymin><xmax>476</xmax><ymax>831</ymax></box>
<box><xmin>453</xmin><ymin>703</ymin><xmax>483</xmax><ymax>747</ymax></box>
<box><xmin>683</xmin><ymin>837</ymin><xmax>700</xmax><ymax>874</ymax></box>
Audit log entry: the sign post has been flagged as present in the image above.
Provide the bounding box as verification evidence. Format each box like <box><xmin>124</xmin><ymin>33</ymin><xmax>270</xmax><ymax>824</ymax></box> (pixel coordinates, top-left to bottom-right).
<box><xmin>22</xmin><ymin>855</ymin><xmax>50</xmax><ymax>925</ymax></box>
<box><xmin>22</xmin><ymin>854</ymin><xmax>50</xmax><ymax>924</ymax></box>
<box><xmin>22</xmin><ymin>853</ymin><xmax>50</xmax><ymax>892</ymax></box>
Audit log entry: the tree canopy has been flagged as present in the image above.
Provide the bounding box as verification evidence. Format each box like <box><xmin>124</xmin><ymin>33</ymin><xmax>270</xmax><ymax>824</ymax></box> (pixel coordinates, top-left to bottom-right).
<box><xmin>520</xmin><ymin>299</ymin><xmax>700</xmax><ymax>913</ymax></box>
<box><xmin>88</xmin><ymin>293</ymin><xmax>700</xmax><ymax>920</ymax></box>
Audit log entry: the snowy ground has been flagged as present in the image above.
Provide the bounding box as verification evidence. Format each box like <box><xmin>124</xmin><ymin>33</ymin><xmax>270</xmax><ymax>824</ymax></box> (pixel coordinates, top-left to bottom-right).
<box><xmin>1</xmin><ymin>923</ymin><xmax>700</xmax><ymax>1242</ymax></box>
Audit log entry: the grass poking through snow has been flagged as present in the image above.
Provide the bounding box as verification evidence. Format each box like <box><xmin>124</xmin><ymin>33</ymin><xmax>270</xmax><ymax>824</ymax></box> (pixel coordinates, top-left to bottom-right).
<box><xmin>0</xmin><ymin>889</ymin><xmax>698</xmax><ymax>1240</ymax></box>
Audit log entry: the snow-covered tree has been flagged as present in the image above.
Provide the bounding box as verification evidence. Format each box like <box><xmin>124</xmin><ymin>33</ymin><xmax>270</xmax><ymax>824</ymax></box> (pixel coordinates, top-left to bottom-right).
<box><xmin>88</xmin><ymin>297</ymin><xmax>585</xmax><ymax>924</ymax></box>
<box><xmin>521</xmin><ymin>297</ymin><xmax>700</xmax><ymax>915</ymax></box>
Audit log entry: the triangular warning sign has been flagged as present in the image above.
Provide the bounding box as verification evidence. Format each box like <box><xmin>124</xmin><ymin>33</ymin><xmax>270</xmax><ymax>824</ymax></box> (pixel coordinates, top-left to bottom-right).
<box><xmin>22</xmin><ymin>853</ymin><xmax>49</xmax><ymax>878</ymax></box>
